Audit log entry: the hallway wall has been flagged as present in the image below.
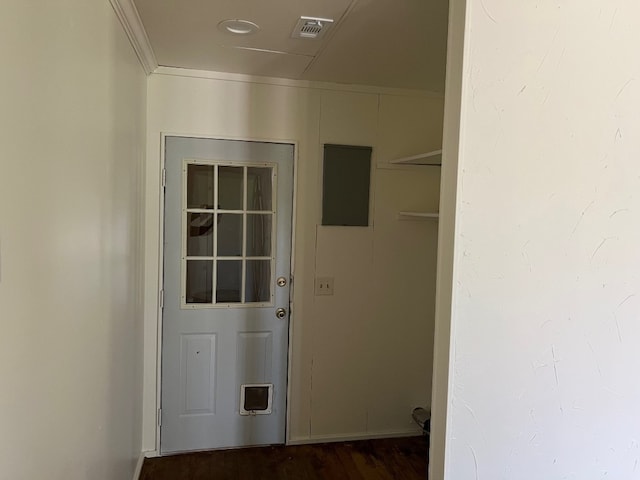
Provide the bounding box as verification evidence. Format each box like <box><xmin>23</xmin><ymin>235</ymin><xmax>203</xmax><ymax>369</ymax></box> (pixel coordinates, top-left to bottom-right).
<box><xmin>0</xmin><ymin>1</ymin><xmax>147</xmax><ymax>478</ymax></box>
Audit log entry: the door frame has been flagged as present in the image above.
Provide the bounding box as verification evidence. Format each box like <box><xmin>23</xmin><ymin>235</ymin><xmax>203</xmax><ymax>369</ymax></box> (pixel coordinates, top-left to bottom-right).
<box><xmin>154</xmin><ymin>132</ymin><xmax>300</xmax><ymax>454</ymax></box>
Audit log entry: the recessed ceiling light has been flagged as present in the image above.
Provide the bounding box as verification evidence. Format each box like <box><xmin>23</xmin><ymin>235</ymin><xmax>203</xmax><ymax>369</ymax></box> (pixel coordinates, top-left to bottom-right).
<box><xmin>218</xmin><ymin>19</ymin><xmax>260</xmax><ymax>35</ymax></box>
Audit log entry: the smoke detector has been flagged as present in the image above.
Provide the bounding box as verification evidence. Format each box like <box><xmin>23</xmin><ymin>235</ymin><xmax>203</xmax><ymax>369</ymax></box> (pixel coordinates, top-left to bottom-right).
<box><xmin>291</xmin><ymin>16</ymin><xmax>334</xmax><ymax>40</ymax></box>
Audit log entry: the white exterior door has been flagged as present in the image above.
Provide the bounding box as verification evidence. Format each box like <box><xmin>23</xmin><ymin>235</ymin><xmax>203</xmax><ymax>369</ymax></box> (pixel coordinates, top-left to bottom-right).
<box><xmin>161</xmin><ymin>136</ymin><xmax>294</xmax><ymax>454</ymax></box>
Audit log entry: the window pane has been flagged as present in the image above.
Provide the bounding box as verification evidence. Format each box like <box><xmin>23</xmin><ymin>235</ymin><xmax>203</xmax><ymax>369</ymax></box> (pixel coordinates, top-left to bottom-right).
<box><xmin>217</xmin><ymin>213</ymin><xmax>243</xmax><ymax>256</ymax></box>
<box><xmin>247</xmin><ymin>167</ymin><xmax>272</xmax><ymax>211</ymax></box>
<box><xmin>217</xmin><ymin>260</ymin><xmax>242</xmax><ymax>303</ymax></box>
<box><xmin>246</xmin><ymin>214</ymin><xmax>272</xmax><ymax>257</ymax></box>
<box><xmin>245</xmin><ymin>260</ymin><xmax>271</xmax><ymax>303</ymax></box>
<box><xmin>187</xmin><ymin>164</ymin><xmax>215</xmax><ymax>209</ymax></box>
<box><xmin>186</xmin><ymin>260</ymin><xmax>213</xmax><ymax>304</ymax></box>
<box><xmin>218</xmin><ymin>166</ymin><xmax>244</xmax><ymax>210</ymax></box>
<box><xmin>187</xmin><ymin>213</ymin><xmax>213</xmax><ymax>256</ymax></box>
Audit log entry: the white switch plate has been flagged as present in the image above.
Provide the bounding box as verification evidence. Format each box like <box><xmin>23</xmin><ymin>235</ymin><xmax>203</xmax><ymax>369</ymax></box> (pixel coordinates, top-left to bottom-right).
<box><xmin>315</xmin><ymin>277</ymin><xmax>334</xmax><ymax>296</ymax></box>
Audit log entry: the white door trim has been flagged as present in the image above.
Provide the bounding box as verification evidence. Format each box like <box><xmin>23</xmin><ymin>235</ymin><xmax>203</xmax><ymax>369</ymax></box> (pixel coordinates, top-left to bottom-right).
<box><xmin>429</xmin><ymin>0</ymin><xmax>467</xmax><ymax>477</ymax></box>
<box><xmin>154</xmin><ymin>132</ymin><xmax>299</xmax><ymax>454</ymax></box>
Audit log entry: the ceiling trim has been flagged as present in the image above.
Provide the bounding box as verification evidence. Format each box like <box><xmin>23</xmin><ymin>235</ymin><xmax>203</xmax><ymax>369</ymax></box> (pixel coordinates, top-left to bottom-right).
<box><xmin>109</xmin><ymin>0</ymin><xmax>158</xmax><ymax>75</ymax></box>
<box><xmin>153</xmin><ymin>66</ymin><xmax>445</xmax><ymax>98</ymax></box>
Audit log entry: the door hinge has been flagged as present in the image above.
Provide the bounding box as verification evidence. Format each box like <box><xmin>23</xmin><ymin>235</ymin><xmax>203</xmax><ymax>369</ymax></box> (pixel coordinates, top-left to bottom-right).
<box><xmin>157</xmin><ymin>408</ymin><xmax>162</xmax><ymax>426</ymax></box>
<box><xmin>161</xmin><ymin>168</ymin><xmax>166</xmax><ymax>188</ymax></box>
<box><xmin>159</xmin><ymin>289</ymin><xmax>164</xmax><ymax>309</ymax></box>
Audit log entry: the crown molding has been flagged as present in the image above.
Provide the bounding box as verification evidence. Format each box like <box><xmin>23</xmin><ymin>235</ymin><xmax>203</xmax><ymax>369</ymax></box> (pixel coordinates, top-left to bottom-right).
<box><xmin>109</xmin><ymin>0</ymin><xmax>158</xmax><ymax>75</ymax></box>
<box><xmin>153</xmin><ymin>66</ymin><xmax>445</xmax><ymax>98</ymax></box>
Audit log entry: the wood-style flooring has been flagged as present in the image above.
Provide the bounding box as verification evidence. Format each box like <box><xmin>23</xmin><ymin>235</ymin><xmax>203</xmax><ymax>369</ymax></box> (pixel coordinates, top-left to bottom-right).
<box><xmin>140</xmin><ymin>436</ymin><xmax>428</xmax><ymax>480</ymax></box>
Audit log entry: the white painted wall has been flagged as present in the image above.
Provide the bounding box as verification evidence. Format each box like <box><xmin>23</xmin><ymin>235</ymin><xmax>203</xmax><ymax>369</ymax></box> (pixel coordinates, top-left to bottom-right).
<box><xmin>142</xmin><ymin>71</ymin><xmax>444</xmax><ymax>450</ymax></box>
<box><xmin>444</xmin><ymin>0</ymin><xmax>640</xmax><ymax>478</ymax></box>
<box><xmin>0</xmin><ymin>1</ymin><xmax>147</xmax><ymax>479</ymax></box>
<box><xmin>310</xmin><ymin>91</ymin><xmax>441</xmax><ymax>440</ymax></box>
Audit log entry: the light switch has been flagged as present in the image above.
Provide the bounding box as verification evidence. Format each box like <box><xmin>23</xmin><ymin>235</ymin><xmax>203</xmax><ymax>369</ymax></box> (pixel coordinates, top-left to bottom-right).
<box><xmin>315</xmin><ymin>277</ymin><xmax>334</xmax><ymax>296</ymax></box>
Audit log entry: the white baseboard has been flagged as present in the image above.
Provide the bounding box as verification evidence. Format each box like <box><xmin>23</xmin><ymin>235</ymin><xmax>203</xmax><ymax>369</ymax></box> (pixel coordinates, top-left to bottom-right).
<box><xmin>287</xmin><ymin>427</ymin><xmax>422</xmax><ymax>446</ymax></box>
<box><xmin>143</xmin><ymin>449</ymin><xmax>160</xmax><ymax>458</ymax></box>
<box><xmin>133</xmin><ymin>450</ymin><xmax>158</xmax><ymax>480</ymax></box>
<box><xmin>132</xmin><ymin>452</ymin><xmax>145</xmax><ymax>480</ymax></box>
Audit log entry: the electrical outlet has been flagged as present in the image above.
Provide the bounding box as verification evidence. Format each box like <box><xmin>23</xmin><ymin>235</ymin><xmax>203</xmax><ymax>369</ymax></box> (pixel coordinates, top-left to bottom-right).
<box><xmin>315</xmin><ymin>277</ymin><xmax>334</xmax><ymax>296</ymax></box>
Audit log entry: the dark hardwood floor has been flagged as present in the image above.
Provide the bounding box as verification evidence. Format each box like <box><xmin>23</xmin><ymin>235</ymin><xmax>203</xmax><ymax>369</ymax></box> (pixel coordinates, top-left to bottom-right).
<box><xmin>140</xmin><ymin>436</ymin><xmax>428</xmax><ymax>480</ymax></box>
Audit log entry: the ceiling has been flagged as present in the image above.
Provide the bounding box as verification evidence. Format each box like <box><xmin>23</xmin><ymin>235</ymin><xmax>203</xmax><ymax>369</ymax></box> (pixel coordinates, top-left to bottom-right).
<box><xmin>133</xmin><ymin>0</ymin><xmax>449</xmax><ymax>92</ymax></box>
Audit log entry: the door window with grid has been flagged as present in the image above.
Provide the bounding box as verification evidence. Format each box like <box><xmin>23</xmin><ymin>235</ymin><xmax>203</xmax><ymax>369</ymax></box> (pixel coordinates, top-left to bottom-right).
<box><xmin>182</xmin><ymin>161</ymin><xmax>276</xmax><ymax>307</ymax></box>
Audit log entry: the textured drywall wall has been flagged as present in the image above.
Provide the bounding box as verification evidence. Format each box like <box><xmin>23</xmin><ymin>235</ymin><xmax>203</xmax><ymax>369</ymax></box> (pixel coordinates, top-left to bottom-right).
<box><xmin>445</xmin><ymin>1</ymin><xmax>640</xmax><ymax>478</ymax></box>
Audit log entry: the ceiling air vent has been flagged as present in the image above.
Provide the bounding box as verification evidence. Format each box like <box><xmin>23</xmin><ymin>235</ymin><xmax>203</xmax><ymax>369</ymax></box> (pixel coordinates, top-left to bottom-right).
<box><xmin>292</xmin><ymin>16</ymin><xmax>334</xmax><ymax>40</ymax></box>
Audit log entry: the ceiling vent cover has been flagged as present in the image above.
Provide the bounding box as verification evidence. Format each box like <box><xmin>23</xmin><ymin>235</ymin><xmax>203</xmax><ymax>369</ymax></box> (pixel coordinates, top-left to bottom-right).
<box><xmin>292</xmin><ymin>16</ymin><xmax>334</xmax><ymax>40</ymax></box>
